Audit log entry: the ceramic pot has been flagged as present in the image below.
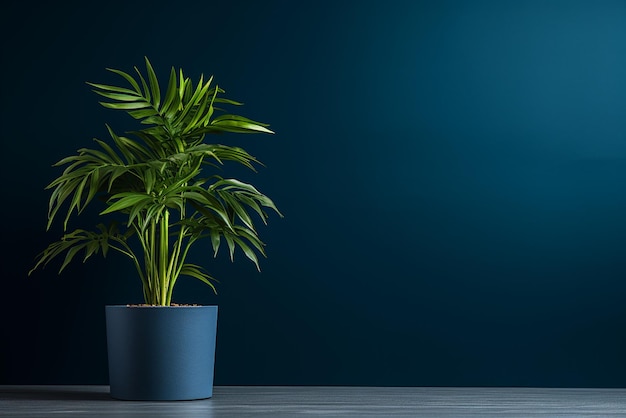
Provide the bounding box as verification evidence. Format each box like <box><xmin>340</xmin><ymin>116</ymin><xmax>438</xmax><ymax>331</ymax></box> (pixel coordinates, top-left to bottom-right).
<box><xmin>105</xmin><ymin>305</ymin><xmax>218</xmax><ymax>400</ymax></box>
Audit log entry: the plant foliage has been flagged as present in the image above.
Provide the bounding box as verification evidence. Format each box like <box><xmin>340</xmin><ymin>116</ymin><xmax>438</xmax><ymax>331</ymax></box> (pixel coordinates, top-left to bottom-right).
<box><xmin>29</xmin><ymin>57</ymin><xmax>282</xmax><ymax>306</ymax></box>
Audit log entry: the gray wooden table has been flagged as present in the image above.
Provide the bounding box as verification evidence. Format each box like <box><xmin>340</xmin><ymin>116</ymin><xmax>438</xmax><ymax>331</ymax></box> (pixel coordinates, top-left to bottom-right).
<box><xmin>2</xmin><ymin>385</ymin><xmax>626</xmax><ymax>417</ymax></box>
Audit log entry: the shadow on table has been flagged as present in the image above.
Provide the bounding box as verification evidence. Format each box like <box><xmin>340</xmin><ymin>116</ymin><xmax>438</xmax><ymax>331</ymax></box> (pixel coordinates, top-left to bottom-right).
<box><xmin>0</xmin><ymin>386</ymin><xmax>113</xmax><ymax>401</ymax></box>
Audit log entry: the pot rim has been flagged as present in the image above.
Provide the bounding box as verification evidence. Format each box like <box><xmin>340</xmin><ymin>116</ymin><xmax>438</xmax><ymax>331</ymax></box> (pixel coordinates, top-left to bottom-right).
<box><xmin>105</xmin><ymin>304</ymin><xmax>217</xmax><ymax>308</ymax></box>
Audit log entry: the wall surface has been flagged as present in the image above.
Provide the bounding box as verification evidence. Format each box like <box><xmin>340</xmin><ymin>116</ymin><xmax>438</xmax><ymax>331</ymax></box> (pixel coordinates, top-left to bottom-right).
<box><xmin>2</xmin><ymin>0</ymin><xmax>626</xmax><ymax>387</ymax></box>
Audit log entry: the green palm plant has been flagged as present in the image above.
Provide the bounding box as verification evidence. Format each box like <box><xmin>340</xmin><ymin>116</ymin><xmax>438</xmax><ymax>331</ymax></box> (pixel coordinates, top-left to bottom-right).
<box><xmin>29</xmin><ymin>57</ymin><xmax>282</xmax><ymax>306</ymax></box>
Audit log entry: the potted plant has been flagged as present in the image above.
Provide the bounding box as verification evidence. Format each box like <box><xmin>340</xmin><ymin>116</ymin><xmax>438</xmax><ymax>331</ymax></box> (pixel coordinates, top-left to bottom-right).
<box><xmin>28</xmin><ymin>57</ymin><xmax>282</xmax><ymax>400</ymax></box>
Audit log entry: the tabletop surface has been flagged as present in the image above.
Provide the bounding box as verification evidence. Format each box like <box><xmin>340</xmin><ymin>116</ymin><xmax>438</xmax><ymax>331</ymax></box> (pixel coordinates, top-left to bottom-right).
<box><xmin>2</xmin><ymin>385</ymin><xmax>626</xmax><ymax>417</ymax></box>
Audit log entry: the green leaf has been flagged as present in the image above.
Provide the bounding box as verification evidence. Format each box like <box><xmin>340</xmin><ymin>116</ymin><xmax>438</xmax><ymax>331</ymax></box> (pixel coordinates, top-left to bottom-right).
<box><xmin>235</xmin><ymin>226</ymin><xmax>266</xmax><ymax>256</ymax></box>
<box><xmin>128</xmin><ymin>108</ymin><xmax>160</xmax><ymax>120</ymax></box>
<box><xmin>236</xmin><ymin>194</ymin><xmax>267</xmax><ymax>223</ymax></box>
<box><xmin>99</xmin><ymin>101</ymin><xmax>152</xmax><ymax>110</ymax></box>
<box><xmin>91</xmin><ymin>90</ymin><xmax>141</xmax><ymax>102</ymax></box>
<box><xmin>93</xmin><ymin>138</ymin><xmax>124</xmax><ymax>165</ymax></box>
<box><xmin>134</xmin><ymin>66</ymin><xmax>151</xmax><ymax>103</ymax></box>
<box><xmin>180</xmin><ymin>263</ymin><xmax>217</xmax><ymax>293</ymax></box>
<box><xmin>86</xmin><ymin>82</ymin><xmax>138</xmax><ymax>96</ymax></box>
<box><xmin>232</xmin><ymin>236</ymin><xmax>260</xmax><ymax>271</ymax></box>
<box><xmin>101</xmin><ymin>193</ymin><xmax>152</xmax><ymax>215</ymax></box>
<box><xmin>210</xmin><ymin>229</ymin><xmax>221</xmax><ymax>257</ymax></box>
<box><xmin>178</xmin><ymin>68</ymin><xmax>186</xmax><ymax>101</ymax></box>
<box><xmin>210</xmin><ymin>117</ymin><xmax>274</xmax><ymax>134</ymax></box>
<box><xmin>174</xmin><ymin>75</ymin><xmax>212</xmax><ymax>129</ymax></box>
<box><xmin>106</xmin><ymin>68</ymin><xmax>142</xmax><ymax>94</ymax></box>
<box><xmin>219</xmin><ymin>190</ymin><xmax>255</xmax><ymax>230</ymax></box>
<box><xmin>145</xmin><ymin>57</ymin><xmax>161</xmax><ymax>109</ymax></box>
<box><xmin>161</xmin><ymin>67</ymin><xmax>180</xmax><ymax>115</ymax></box>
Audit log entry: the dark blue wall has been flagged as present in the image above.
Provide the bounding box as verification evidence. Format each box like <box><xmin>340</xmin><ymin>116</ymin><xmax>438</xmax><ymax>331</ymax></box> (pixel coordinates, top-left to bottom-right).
<box><xmin>3</xmin><ymin>0</ymin><xmax>626</xmax><ymax>387</ymax></box>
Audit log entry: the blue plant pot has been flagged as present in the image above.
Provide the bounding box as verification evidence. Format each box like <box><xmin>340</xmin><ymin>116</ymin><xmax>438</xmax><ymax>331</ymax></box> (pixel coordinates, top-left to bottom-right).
<box><xmin>105</xmin><ymin>305</ymin><xmax>218</xmax><ymax>401</ymax></box>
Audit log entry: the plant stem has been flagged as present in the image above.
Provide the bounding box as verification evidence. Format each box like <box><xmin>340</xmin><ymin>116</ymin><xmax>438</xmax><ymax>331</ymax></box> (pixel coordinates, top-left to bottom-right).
<box><xmin>166</xmin><ymin>225</ymin><xmax>187</xmax><ymax>305</ymax></box>
<box><xmin>148</xmin><ymin>221</ymin><xmax>157</xmax><ymax>305</ymax></box>
<box><xmin>160</xmin><ymin>210</ymin><xmax>169</xmax><ymax>306</ymax></box>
